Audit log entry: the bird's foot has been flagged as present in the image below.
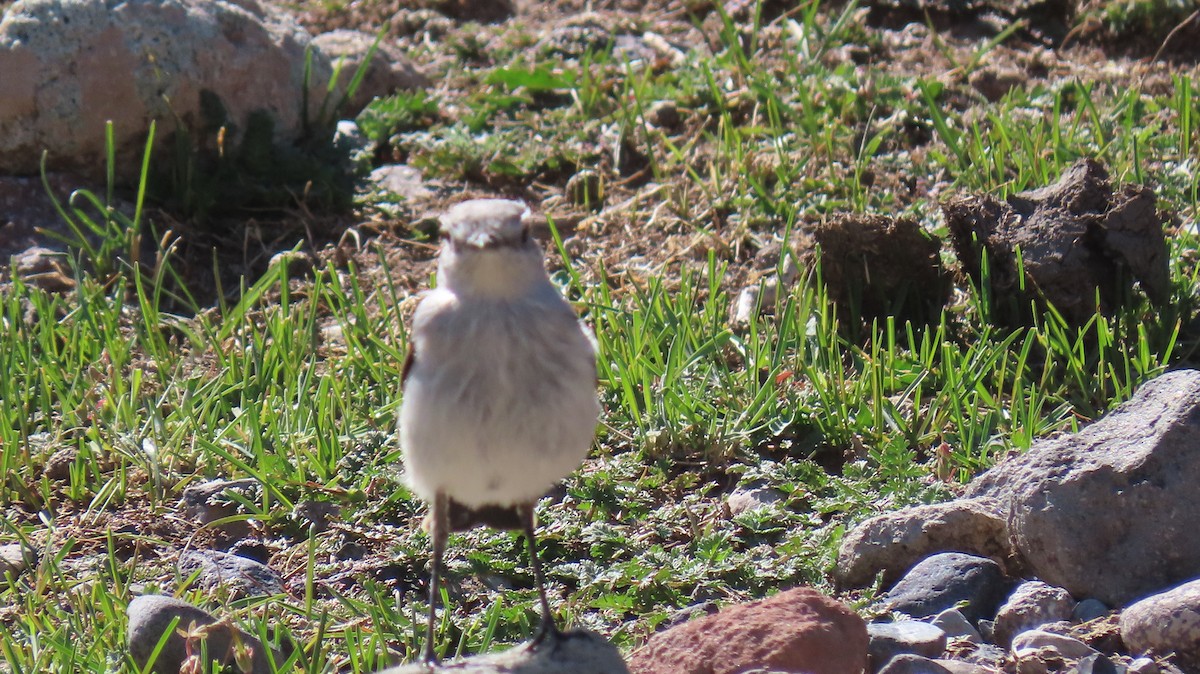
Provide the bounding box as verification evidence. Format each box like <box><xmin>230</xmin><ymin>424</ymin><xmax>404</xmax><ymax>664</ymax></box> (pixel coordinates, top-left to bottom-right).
<box><xmin>529</xmin><ymin>616</ymin><xmax>566</xmax><ymax>652</ymax></box>
<box><xmin>422</xmin><ymin>648</ymin><xmax>440</xmax><ymax>669</ymax></box>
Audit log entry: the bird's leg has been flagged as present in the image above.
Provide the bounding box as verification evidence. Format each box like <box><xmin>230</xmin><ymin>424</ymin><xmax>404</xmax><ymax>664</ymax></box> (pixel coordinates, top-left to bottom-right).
<box><xmin>522</xmin><ymin>502</ymin><xmax>562</xmax><ymax>647</ymax></box>
<box><xmin>424</xmin><ymin>491</ymin><xmax>449</xmax><ymax>665</ymax></box>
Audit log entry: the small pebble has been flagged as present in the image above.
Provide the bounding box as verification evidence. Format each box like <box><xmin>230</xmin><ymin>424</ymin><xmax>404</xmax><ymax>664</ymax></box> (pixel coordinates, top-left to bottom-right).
<box><xmin>1073</xmin><ymin>598</ymin><xmax>1109</xmax><ymax>623</ymax></box>
<box><xmin>1011</xmin><ymin>629</ymin><xmax>1097</xmax><ymax>661</ymax></box>
<box><xmin>931</xmin><ymin>608</ymin><xmax>982</xmax><ymax>643</ymax></box>
<box><xmin>868</xmin><ymin>621</ymin><xmax>948</xmax><ymax>671</ymax></box>
<box><xmin>878</xmin><ymin>653</ymin><xmax>952</xmax><ymax>674</ymax></box>
<box><xmin>1076</xmin><ymin>653</ymin><xmax>1123</xmax><ymax>674</ymax></box>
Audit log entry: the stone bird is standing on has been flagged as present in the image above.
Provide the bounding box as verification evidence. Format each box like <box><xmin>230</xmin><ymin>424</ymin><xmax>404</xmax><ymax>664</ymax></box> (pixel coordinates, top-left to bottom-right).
<box><xmin>399</xmin><ymin>199</ymin><xmax>601</xmax><ymax>664</ymax></box>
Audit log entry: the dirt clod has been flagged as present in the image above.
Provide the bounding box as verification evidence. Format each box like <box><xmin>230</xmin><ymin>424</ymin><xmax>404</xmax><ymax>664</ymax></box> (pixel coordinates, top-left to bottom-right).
<box><xmin>795</xmin><ymin>214</ymin><xmax>949</xmax><ymax>327</ymax></box>
<box><xmin>943</xmin><ymin>158</ymin><xmax>1169</xmax><ymax>326</ymax></box>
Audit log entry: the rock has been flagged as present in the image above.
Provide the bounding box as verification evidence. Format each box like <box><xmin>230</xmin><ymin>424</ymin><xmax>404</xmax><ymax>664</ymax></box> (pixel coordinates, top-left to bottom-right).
<box><xmin>12</xmin><ymin>246</ymin><xmax>74</xmax><ymax>293</ymax></box>
<box><xmin>1120</xmin><ymin>577</ymin><xmax>1200</xmax><ymax>670</ymax></box>
<box><xmin>867</xmin><ymin>621</ymin><xmax>948</xmax><ymax>672</ymax></box>
<box><xmin>954</xmin><ymin>642</ymin><xmax>1007</xmax><ymax>670</ymax></box>
<box><xmin>931</xmin><ymin>609</ymin><xmax>982</xmax><ymax>643</ymax></box>
<box><xmin>726</xmin><ymin>486</ymin><xmax>785</xmax><ymax>517</ymax></box>
<box><xmin>966</xmin><ymin>369</ymin><xmax>1200</xmax><ymax>606</ymax></box>
<box><xmin>836</xmin><ymin>498</ymin><xmax>1011</xmax><ymax>589</ymax></box>
<box><xmin>646</xmin><ymin>100</ymin><xmax>681</xmax><ymax>128</ymax></box>
<box><xmin>1128</xmin><ymin>657</ymin><xmax>1159</xmax><ymax>674</ymax></box>
<box><xmin>627</xmin><ymin>587</ymin><xmax>868</xmax><ymax>674</ymax></box>
<box><xmin>968</xmin><ymin>65</ymin><xmax>1027</xmax><ymax>102</ymax></box>
<box><xmin>1011</xmin><ymin>630</ymin><xmax>1097</xmax><ymax>661</ymax></box>
<box><xmin>126</xmin><ymin>594</ymin><xmax>279</xmax><ymax>674</ymax></box>
<box><xmin>1073</xmin><ymin>599</ymin><xmax>1110</xmax><ymax>623</ymax></box>
<box><xmin>310</xmin><ymin>29</ymin><xmax>427</xmax><ymax>115</ymax></box>
<box><xmin>181</xmin><ymin>478</ymin><xmax>260</xmax><ymax>540</ymax></box>
<box><xmin>0</xmin><ymin>0</ymin><xmax>334</xmax><ymax>179</ymax></box>
<box><xmin>794</xmin><ymin>214</ymin><xmax>949</xmax><ymax>325</ymax></box>
<box><xmin>565</xmin><ymin>170</ymin><xmax>604</xmax><ymax>209</ymax></box>
<box><xmin>931</xmin><ymin>660</ymin><xmax>993</xmax><ymax>674</ymax></box>
<box><xmin>731</xmin><ymin>285</ymin><xmax>763</xmax><ymax>326</ymax></box>
<box><xmin>177</xmin><ymin>550</ymin><xmax>284</xmax><ymax>599</ymax></box>
<box><xmin>0</xmin><ymin>543</ymin><xmax>34</xmax><ymax>578</ymax></box>
<box><xmin>291</xmin><ymin>500</ymin><xmax>340</xmax><ymax>533</ymax></box>
<box><xmin>993</xmin><ymin>581</ymin><xmax>1075</xmax><ymax>648</ymax></box>
<box><xmin>370</xmin><ymin>164</ymin><xmax>437</xmax><ymax>204</ymax></box>
<box><xmin>883</xmin><ymin>552</ymin><xmax>1009</xmax><ymax>622</ymax></box>
<box><xmin>943</xmin><ymin>158</ymin><xmax>1169</xmax><ymax>325</ymax></box>
<box><xmin>377</xmin><ymin>629</ymin><xmax>627</xmax><ymax>673</ymax></box>
<box><xmin>878</xmin><ymin>654</ymin><xmax>953</xmax><ymax>674</ymax></box>
<box><xmin>664</xmin><ymin>601</ymin><xmax>720</xmax><ymax>629</ymax></box>
<box><xmin>41</xmin><ymin>445</ymin><xmax>79</xmax><ymax>480</ymax></box>
<box><xmin>1076</xmin><ymin>654</ymin><xmax>1122</xmax><ymax>674</ymax></box>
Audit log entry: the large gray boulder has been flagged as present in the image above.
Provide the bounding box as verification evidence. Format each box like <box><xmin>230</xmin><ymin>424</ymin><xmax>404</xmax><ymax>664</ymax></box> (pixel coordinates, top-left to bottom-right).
<box><xmin>0</xmin><ymin>0</ymin><xmax>332</xmax><ymax>178</ymax></box>
<box><xmin>967</xmin><ymin>369</ymin><xmax>1200</xmax><ymax>606</ymax></box>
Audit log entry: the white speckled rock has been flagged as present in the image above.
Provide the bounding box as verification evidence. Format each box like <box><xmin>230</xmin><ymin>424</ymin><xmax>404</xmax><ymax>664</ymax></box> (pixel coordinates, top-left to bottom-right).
<box><xmin>378</xmin><ymin>630</ymin><xmax>628</xmax><ymax>673</ymax></box>
<box><xmin>0</xmin><ymin>0</ymin><xmax>333</xmax><ymax>178</ymax></box>
<box><xmin>992</xmin><ymin>581</ymin><xmax>1075</xmax><ymax>647</ymax></box>
<box><xmin>1011</xmin><ymin>629</ymin><xmax>1097</xmax><ymax>661</ymax></box>
<box><xmin>0</xmin><ymin>543</ymin><xmax>34</xmax><ymax>578</ymax></box>
<box><xmin>1120</xmin><ymin>578</ymin><xmax>1200</xmax><ymax>670</ymax></box>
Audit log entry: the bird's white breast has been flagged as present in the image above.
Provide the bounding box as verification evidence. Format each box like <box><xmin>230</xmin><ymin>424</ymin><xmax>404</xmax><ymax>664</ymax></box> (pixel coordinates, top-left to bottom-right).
<box><xmin>399</xmin><ymin>287</ymin><xmax>600</xmax><ymax>507</ymax></box>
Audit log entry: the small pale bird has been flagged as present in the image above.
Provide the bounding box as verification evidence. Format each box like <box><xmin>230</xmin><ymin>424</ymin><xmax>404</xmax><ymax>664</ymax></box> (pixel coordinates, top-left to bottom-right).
<box><xmin>398</xmin><ymin>198</ymin><xmax>601</xmax><ymax>664</ymax></box>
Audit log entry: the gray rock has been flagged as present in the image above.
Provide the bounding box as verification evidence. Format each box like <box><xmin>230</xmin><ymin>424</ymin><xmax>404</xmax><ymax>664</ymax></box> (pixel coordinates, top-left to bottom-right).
<box><xmin>291</xmin><ymin>500</ymin><xmax>340</xmax><ymax>534</ymax></box>
<box><xmin>1073</xmin><ymin>598</ymin><xmax>1110</xmax><ymax>623</ymax></box>
<box><xmin>932</xmin><ymin>660</ymin><xmax>993</xmax><ymax>674</ymax></box>
<box><xmin>878</xmin><ymin>654</ymin><xmax>953</xmax><ymax>674</ymax></box>
<box><xmin>126</xmin><ymin>594</ymin><xmax>279</xmax><ymax>674</ymax></box>
<box><xmin>1076</xmin><ymin>654</ymin><xmax>1123</xmax><ymax>674</ymax></box>
<box><xmin>565</xmin><ymin>170</ymin><xmax>604</xmax><ymax>209</ymax></box>
<box><xmin>1128</xmin><ymin>657</ymin><xmax>1159</xmax><ymax>674</ymax></box>
<box><xmin>181</xmin><ymin>478</ymin><xmax>260</xmax><ymax>540</ymax></box>
<box><xmin>966</xmin><ymin>369</ymin><xmax>1200</xmax><ymax>606</ymax></box>
<box><xmin>377</xmin><ymin>629</ymin><xmax>628</xmax><ymax>673</ymax></box>
<box><xmin>0</xmin><ymin>543</ymin><xmax>34</xmax><ymax>578</ymax></box>
<box><xmin>178</xmin><ymin>550</ymin><xmax>283</xmax><ymax>599</ymax></box>
<box><xmin>993</xmin><ymin>581</ymin><xmax>1075</xmax><ymax>647</ymax></box>
<box><xmin>957</xmin><ymin>642</ymin><xmax>1007</xmax><ymax>669</ymax></box>
<box><xmin>836</xmin><ymin>498</ymin><xmax>1011</xmax><ymax>589</ymax></box>
<box><xmin>868</xmin><ymin>621</ymin><xmax>948</xmax><ymax>672</ymax></box>
<box><xmin>726</xmin><ymin>486</ymin><xmax>785</xmax><ymax>517</ymax></box>
<box><xmin>309</xmin><ymin>29</ymin><xmax>427</xmax><ymax>115</ymax></box>
<box><xmin>370</xmin><ymin>165</ymin><xmax>435</xmax><ymax>203</ymax></box>
<box><xmin>931</xmin><ymin>609</ymin><xmax>982</xmax><ymax>643</ymax></box>
<box><xmin>1120</xmin><ymin>577</ymin><xmax>1200</xmax><ymax>670</ymax></box>
<box><xmin>12</xmin><ymin>246</ymin><xmax>74</xmax><ymax>293</ymax></box>
<box><xmin>884</xmin><ymin>552</ymin><xmax>1009</xmax><ymax>621</ymax></box>
<box><xmin>0</xmin><ymin>0</ymin><xmax>334</xmax><ymax>179</ymax></box>
<box><xmin>646</xmin><ymin>100</ymin><xmax>680</xmax><ymax>129</ymax></box>
<box><xmin>1011</xmin><ymin>629</ymin><xmax>1097</xmax><ymax>660</ymax></box>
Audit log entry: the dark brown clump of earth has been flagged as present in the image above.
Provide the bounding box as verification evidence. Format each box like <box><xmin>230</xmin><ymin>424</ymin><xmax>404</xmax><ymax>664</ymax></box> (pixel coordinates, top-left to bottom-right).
<box><xmin>943</xmin><ymin>158</ymin><xmax>1169</xmax><ymax>327</ymax></box>
<box><xmin>796</xmin><ymin>214</ymin><xmax>950</xmax><ymax>329</ymax></box>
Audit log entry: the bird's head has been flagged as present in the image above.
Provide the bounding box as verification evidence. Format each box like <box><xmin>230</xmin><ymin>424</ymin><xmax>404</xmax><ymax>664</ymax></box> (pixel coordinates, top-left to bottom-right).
<box><xmin>436</xmin><ymin>199</ymin><xmax>547</xmax><ymax>298</ymax></box>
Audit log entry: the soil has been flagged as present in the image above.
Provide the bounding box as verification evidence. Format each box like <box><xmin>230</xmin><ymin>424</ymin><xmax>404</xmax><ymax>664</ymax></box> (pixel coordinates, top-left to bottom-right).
<box><xmin>944</xmin><ymin>158</ymin><xmax>1170</xmax><ymax>326</ymax></box>
<box><xmin>1</xmin><ymin>0</ymin><xmax>1199</xmax><ymax>667</ymax></box>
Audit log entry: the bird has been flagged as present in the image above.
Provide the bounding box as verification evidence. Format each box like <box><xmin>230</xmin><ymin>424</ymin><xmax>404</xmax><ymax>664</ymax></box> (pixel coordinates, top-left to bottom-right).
<box><xmin>398</xmin><ymin>198</ymin><xmax>601</xmax><ymax>664</ymax></box>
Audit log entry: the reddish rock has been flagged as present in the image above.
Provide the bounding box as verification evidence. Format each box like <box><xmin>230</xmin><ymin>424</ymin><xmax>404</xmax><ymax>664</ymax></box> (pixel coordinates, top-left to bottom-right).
<box><xmin>627</xmin><ymin>587</ymin><xmax>868</xmax><ymax>674</ymax></box>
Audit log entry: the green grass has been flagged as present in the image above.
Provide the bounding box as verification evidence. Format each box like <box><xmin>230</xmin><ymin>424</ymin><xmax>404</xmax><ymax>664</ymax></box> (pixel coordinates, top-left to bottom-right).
<box><xmin>2</xmin><ymin>0</ymin><xmax>1199</xmax><ymax>671</ymax></box>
